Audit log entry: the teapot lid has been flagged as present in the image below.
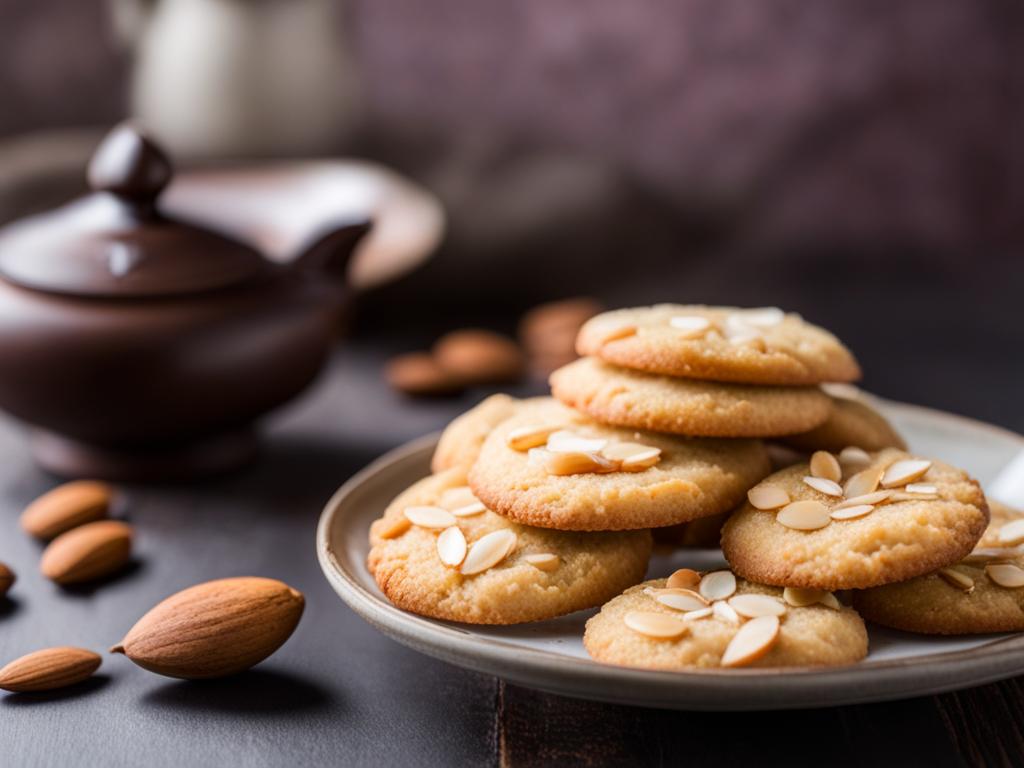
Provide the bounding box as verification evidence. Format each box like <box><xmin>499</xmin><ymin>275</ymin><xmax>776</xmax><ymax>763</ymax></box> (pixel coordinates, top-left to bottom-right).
<box><xmin>0</xmin><ymin>123</ymin><xmax>269</xmax><ymax>298</ymax></box>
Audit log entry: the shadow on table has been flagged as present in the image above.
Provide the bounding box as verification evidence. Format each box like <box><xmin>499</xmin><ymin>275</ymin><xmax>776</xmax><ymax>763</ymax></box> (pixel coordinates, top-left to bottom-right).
<box><xmin>2</xmin><ymin>675</ymin><xmax>112</xmax><ymax>706</ymax></box>
<box><xmin>139</xmin><ymin>668</ymin><xmax>336</xmax><ymax>717</ymax></box>
<box><xmin>0</xmin><ymin>595</ymin><xmax>21</xmax><ymax>619</ymax></box>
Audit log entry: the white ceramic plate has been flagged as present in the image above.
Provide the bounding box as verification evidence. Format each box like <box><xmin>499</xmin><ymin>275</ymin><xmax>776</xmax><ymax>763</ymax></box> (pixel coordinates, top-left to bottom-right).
<box><xmin>317</xmin><ymin>399</ymin><xmax>1024</xmax><ymax>710</ymax></box>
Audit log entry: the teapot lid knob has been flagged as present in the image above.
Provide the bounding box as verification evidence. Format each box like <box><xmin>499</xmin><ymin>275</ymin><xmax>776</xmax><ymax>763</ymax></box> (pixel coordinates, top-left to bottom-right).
<box><xmin>86</xmin><ymin>122</ymin><xmax>172</xmax><ymax>205</ymax></box>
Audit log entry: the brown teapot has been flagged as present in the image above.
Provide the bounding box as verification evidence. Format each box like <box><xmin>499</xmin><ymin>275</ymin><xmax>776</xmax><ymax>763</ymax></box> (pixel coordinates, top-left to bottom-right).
<box><xmin>0</xmin><ymin>123</ymin><xmax>371</xmax><ymax>481</ymax></box>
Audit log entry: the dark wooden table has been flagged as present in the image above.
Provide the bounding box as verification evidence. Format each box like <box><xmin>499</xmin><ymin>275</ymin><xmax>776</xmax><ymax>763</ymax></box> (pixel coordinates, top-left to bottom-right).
<box><xmin>2</xmin><ymin>333</ymin><xmax>1023</xmax><ymax>768</ymax></box>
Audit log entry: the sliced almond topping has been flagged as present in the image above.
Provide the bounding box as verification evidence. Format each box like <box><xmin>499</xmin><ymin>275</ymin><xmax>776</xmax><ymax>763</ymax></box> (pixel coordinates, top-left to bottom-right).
<box><xmin>844</xmin><ymin>466</ymin><xmax>884</xmax><ymax>498</ymax></box>
<box><xmin>810</xmin><ymin>451</ymin><xmax>842</xmax><ymax>483</ymax></box>
<box><xmin>523</xmin><ymin>553</ymin><xmax>559</xmax><ymax>571</ymax></box>
<box><xmin>739</xmin><ymin>307</ymin><xmax>785</xmax><ymax>327</ymax></box>
<box><xmin>595</xmin><ymin>322</ymin><xmax>637</xmax><ymax>345</ymax></box>
<box><xmin>835</xmin><ymin>490</ymin><xmax>893</xmax><ymax>509</ymax></box>
<box><xmin>986</xmin><ymin>563</ymin><xmax>1024</xmax><ymax>588</ymax></box>
<box><xmin>802</xmin><ymin>476</ymin><xmax>843</xmax><ymax>497</ymax></box>
<box><xmin>881</xmin><ymin>459</ymin><xmax>932</xmax><ymax>488</ymax></box>
<box><xmin>603</xmin><ymin>442</ymin><xmax>662</xmax><ymax>471</ymax></box>
<box><xmin>683</xmin><ymin>607</ymin><xmax>714</xmax><ymax>621</ymax></box>
<box><xmin>777</xmin><ymin>500</ymin><xmax>830</xmax><ymax>531</ymax></box>
<box><xmin>728</xmin><ymin>594</ymin><xmax>788</xmax><ymax>618</ymax></box>
<box><xmin>747</xmin><ymin>484</ymin><xmax>790</xmax><ymax>511</ymax></box>
<box><xmin>818</xmin><ymin>592</ymin><xmax>842</xmax><ymax>610</ymax></box>
<box><xmin>905</xmin><ymin>483</ymin><xmax>938</xmax><ymax>495</ymax></box>
<box><xmin>666</xmin><ymin>568</ymin><xmax>701</xmax><ymax>590</ymax></box>
<box><xmin>537</xmin><ymin>449</ymin><xmax>619</xmax><ymax>476</ymax></box>
<box><xmin>783</xmin><ymin>587</ymin><xmax>840</xmax><ymax>610</ymax></box>
<box><xmin>997</xmin><ymin>519</ymin><xmax>1024</xmax><ymax>546</ymax></box>
<box><xmin>506</xmin><ymin>424</ymin><xmax>562</xmax><ymax>452</ymax></box>
<box><xmin>721</xmin><ymin>615</ymin><xmax>780</xmax><ymax>668</ymax></box>
<box><xmin>938</xmin><ymin>567</ymin><xmax>974</xmax><ymax>592</ymax></box>
<box><xmin>460</xmin><ymin>530</ymin><xmax>517</xmax><ymax>575</ymax></box>
<box><xmin>838</xmin><ymin>446</ymin><xmax>871</xmax><ymax>468</ymax></box>
<box><xmin>830</xmin><ymin>504</ymin><xmax>874</xmax><ymax>521</ymax></box>
<box><xmin>437</xmin><ymin>526</ymin><xmax>468</xmax><ymax>567</ymax></box>
<box><xmin>404</xmin><ymin>506</ymin><xmax>457</xmax><ymax>529</ymax></box>
<box><xmin>712</xmin><ymin>600</ymin><xmax>741</xmax><ymax>624</ymax></box>
<box><xmin>546</xmin><ymin>430</ymin><xmax>608</xmax><ymax>454</ymax></box>
<box><xmin>379</xmin><ymin>516</ymin><xmax>412</xmax><ymax>539</ymax></box>
<box><xmin>668</xmin><ymin>315</ymin><xmax>712</xmax><ymax>338</ymax></box>
<box><xmin>451</xmin><ymin>501</ymin><xmax>487</xmax><ymax>518</ymax></box>
<box><xmin>623</xmin><ymin>610</ymin><xmax>687</xmax><ymax>639</ymax></box>
<box><xmin>655</xmin><ymin>590</ymin><xmax>710</xmax><ymax>612</ymax></box>
<box><xmin>699</xmin><ymin>570</ymin><xmax>737</xmax><ymax>601</ymax></box>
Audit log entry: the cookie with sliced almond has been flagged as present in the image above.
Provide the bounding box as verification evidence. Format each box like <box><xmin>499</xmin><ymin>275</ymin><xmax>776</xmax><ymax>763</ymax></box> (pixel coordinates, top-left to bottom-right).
<box><xmin>721</xmin><ymin>448</ymin><xmax>988</xmax><ymax>590</ymax></box>
<box><xmin>575</xmin><ymin>305</ymin><xmax>860</xmax><ymax>386</ymax></box>
<box><xmin>583</xmin><ymin>572</ymin><xmax>867</xmax><ymax>670</ymax></box>
<box><xmin>855</xmin><ymin>500</ymin><xmax>1024</xmax><ymax>634</ymax></box>
<box><xmin>467</xmin><ymin>397</ymin><xmax>770</xmax><ymax>531</ymax></box>
<box><xmin>367</xmin><ymin>467</ymin><xmax>652</xmax><ymax>625</ymax></box>
<box><xmin>782</xmin><ymin>392</ymin><xmax>907</xmax><ymax>454</ymax></box>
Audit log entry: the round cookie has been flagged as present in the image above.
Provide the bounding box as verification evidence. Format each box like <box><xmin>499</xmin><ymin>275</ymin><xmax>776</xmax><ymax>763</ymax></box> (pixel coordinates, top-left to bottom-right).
<box><xmin>467</xmin><ymin>398</ymin><xmax>771</xmax><ymax>531</ymax></box>
<box><xmin>782</xmin><ymin>394</ymin><xmax>906</xmax><ymax>453</ymax></box>
<box><xmin>368</xmin><ymin>468</ymin><xmax>653</xmax><ymax>625</ymax></box>
<box><xmin>550</xmin><ymin>357</ymin><xmax>832</xmax><ymax>438</ymax></box>
<box><xmin>721</xmin><ymin>448</ymin><xmax>989</xmax><ymax>590</ymax></box>
<box><xmin>854</xmin><ymin>502</ymin><xmax>1024</xmax><ymax>634</ymax></box>
<box><xmin>583</xmin><ymin>573</ymin><xmax>868</xmax><ymax>669</ymax></box>
<box><xmin>576</xmin><ymin>305</ymin><xmax>861</xmax><ymax>386</ymax></box>
<box><xmin>432</xmin><ymin>394</ymin><xmax>540</xmax><ymax>473</ymax></box>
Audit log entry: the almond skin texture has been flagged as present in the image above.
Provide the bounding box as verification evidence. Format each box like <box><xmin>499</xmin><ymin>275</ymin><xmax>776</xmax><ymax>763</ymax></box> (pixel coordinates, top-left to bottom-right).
<box><xmin>0</xmin><ymin>647</ymin><xmax>101</xmax><ymax>692</ymax></box>
<box><xmin>0</xmin><ymin>562</ymin><xmax>14</xmax><ymax>597</ymax></box>
<box><xmin>111</xmin><ymin>577</ymin><xmax>305</xmax><ymax>679</ymax></box>
<box><xmin>40</xmin><ymin>520</ymin><xmax>133</xmax><ymax>585</ymax></box>
<box><xmin>20</xmin><ymin>480</ymin><xmax>112</xmax><ymax>540</ymax></box>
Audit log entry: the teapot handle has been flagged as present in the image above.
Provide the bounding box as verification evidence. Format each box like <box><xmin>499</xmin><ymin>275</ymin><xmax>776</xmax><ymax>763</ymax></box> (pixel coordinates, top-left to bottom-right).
<box><xmin>295</xmin><ymin>220</ymin><xmax>373</xmax><ymax>284</ymax></box>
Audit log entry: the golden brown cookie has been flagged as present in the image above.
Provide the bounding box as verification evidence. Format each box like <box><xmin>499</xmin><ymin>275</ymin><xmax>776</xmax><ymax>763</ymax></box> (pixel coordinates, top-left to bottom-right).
<box><xmin>721</xmin><ymin>448</ymin><xmax>988</xmax><ymax>590</ymax></box>
<box><xmin>367</xmin><ymin>468</ymin><xmax>652</xmax><ymax>624</ymax></box>
<box><xmin>577</xmin><ymin>305</ymin><xmax>861</xmax><ymax>386</ymax></box>
<box><xmin>550</xmin><ymin>357</ymin><xmax>832</xmax><ymax>437</ymax></box>
<box><xmin>431</xmin><ymin>394</ymin><xmax>523</xmax><ymax>473</ymax></box>
<box><xmin>467</xmin><ymin>397</ymin><xmax>770</xmax><ymax>531</ymax></box>
<box><xmin>782</xmin><ymin>393</ymin><xmax>906</xmax><ymax>453</ymax></box>
<box><xmin>854</xmin><ymin>501</ymin><xmax>1024</xmax><ymax>634</ymax></box>
<box><xmin>583</xmin><ymin>572</ymin><xmax>868</xmax><ymax>669</ymax></box>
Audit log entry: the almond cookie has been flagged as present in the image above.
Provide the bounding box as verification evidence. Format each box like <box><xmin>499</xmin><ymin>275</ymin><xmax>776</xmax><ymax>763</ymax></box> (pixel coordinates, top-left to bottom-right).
<box><xmin>432</xmin><ymin>394</ymin><xmax>522</xmax><ymax>473</ymax></box>
<box><xmin>467</xmin><ymin>397</ymin><xmax>770</xmax><ymax>531</ymax></box>
<box><xmin>550</xmin><ymin>357</ymin><xmax>832</xmax><ymax>437</ymax></box>
<box><xmin>782</xmin><ymin>393</ymin><xmax>906</xmax><ymax>453</ymax></box>
<box><xmin>367</xmin><ymin>468</ymin><xmax>652</xmax><ymax>624</ymax></box>
<box><xmin>583</xmin><ymin>572</ymin><xmax>868</xmax><ymax>670</ymax></box>
<box><xmin>577</xmin><ymin>305</ymin><xmax>860</xmax><ymax>386</ymax></box>
<box><xmin>854</xmin><ymin>501</ymin><xmax>1024</xmax><ymax>634</ymax></box>
<box><xmin>721</xmin><ymin>448</ymin><xmax>988</xmax><ymax>590</ymax></box>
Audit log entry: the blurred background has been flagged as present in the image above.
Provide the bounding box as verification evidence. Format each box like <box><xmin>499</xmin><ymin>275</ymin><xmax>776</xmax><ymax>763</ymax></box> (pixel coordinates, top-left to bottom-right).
<box><xmin>1</xmin><ymin>0</ymin><xmax>1021</xmax><ymax>431</ymax></box>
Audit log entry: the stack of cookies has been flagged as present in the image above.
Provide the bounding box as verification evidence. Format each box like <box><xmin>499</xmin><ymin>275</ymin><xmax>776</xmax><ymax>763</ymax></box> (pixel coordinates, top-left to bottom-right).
<box><xmin>367</xmin><ymin>304</ymin><xmax>1017</xmax><ymax>671</ymax></box>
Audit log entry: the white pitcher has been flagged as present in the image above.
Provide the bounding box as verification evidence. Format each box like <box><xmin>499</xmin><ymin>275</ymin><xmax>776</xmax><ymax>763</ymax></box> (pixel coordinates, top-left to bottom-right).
<box><xmin>109</xmin><ymin>0</ymin><xmax>360</xmax><ymax>159</ymax></box>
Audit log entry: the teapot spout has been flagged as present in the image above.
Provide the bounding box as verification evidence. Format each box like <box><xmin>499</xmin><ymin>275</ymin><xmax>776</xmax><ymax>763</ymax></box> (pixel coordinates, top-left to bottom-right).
<box><xmin>294</xmin><ymin>219</ymin><xmax>372</xmax><ymax>283</ymax></box>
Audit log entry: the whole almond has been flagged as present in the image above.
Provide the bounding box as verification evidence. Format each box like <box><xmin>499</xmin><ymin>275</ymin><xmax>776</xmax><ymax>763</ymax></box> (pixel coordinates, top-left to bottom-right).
<box><xmin>0</xmin><ymin>562</ymin><xmax>15</xmax><ymax>597</ymax></box>
<box><xmin>0</xmin><ymin>647</ymin><xmax>101</xmax><ymax>692</ymax></box>
<box><xmin>433</xmin><ymin>329</ymin><xmax>525</xmax><ymax>385</ymax></box>
<box><xmin>21</xmin><ymin>480</ymin><xmax>112</xmax><ymax>540</ymax></box>
<box><xmin>111</xmin><ymin>576</ymin><xmax>305</xmax><ymax>679</ymax></box>
<box><xmin>385</xmin><ymin>352</ymin><xmax>464</xmax><ymax>396</ymax></box>
<box><xmin>40</xmin><ymin>520</ymin><xmax>133</xmax><ymax>585</ymax></box>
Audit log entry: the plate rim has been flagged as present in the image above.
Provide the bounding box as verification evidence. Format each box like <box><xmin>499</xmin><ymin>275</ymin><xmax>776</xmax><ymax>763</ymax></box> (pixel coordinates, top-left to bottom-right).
<box><xmin>316</xmin><ymin>398</ymin><xmax>1024</xmax><ymax>710</ymax></box>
